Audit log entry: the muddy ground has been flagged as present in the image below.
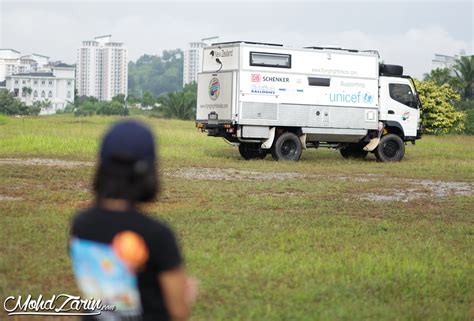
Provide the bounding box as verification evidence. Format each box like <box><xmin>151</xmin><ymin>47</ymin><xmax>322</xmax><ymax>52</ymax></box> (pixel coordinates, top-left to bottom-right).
<box><xmin>0</xmin><ymin>158</ymin><xmax>472</xmax><ymax>203</ymax></box>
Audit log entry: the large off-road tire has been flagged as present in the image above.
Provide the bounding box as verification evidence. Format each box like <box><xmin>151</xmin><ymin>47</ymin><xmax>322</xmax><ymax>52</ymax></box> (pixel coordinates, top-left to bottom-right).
<box><xmin>271</xmin><ymin>132</ymin><xmax>302</xmax><ymax>161</ymax></box>
<box><xmin>340</xmin><ymin>143</ymin><xmax>369</xmax><ymax>159</ymax></box>
<box><xmin>374</xmin><ymin>134</ymin><xmax>405</xmax><ymax>162</ymax></box>
<box><xmin>238</xmin><ymin>143</ymin><xmax>267</xmax><ymax>160</ymax></box>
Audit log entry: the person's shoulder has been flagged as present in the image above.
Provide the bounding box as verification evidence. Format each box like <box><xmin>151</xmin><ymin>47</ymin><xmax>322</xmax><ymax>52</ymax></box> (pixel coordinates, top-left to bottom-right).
<box><xmin>136</xmin><ymin>211</ymin><xmax>175</xmax><ymax>235</ymax></box>
<box><xmin>71</xmin><ymin>207</ymin><xmax>100</xmax><ymax>233</ymax></box>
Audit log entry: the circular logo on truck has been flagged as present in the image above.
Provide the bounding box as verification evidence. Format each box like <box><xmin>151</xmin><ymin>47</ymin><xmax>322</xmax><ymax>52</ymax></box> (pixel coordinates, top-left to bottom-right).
<box><xmin>209</xmin><ymin>78</ymin><xmax>220</xmax><ymax>100</ymax></box>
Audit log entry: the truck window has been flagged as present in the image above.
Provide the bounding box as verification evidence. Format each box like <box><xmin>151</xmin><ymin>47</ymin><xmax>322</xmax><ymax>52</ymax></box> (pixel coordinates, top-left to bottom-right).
<box><xmin>250</xmin><ymin>52</ymin><xmax>291</xmax><ymax>68</ymax></box>
<box><xmin>389</xmin><ymin>83</ymin><xmax>416</xmax><ymax>108</ymax></box>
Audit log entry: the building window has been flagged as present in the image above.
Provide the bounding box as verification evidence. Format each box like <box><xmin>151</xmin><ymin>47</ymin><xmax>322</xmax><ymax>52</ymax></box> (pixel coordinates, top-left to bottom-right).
<box><xmin>15</xmin><ymin>80</ymin><xmax>19</xmax><ymax>84</ymax></box>
<box><xmin>48</xmin><ymin>91</ymin><xmax>53</xmax><ymax>98</ymax></box>
<box><xmin>22</xmin><ymin>90</ymin><xmax>27</xmax><ymax>97</ymax></box>
<box><xmin>41</xmin><ymin>91</ymin><xmax>45</xmax><ymax>98</ymax></box>
<box><xmin>48</xmin><ymin>80</ymin><xmax>53</xmax><ymax>85</ymax></box>
<box><xmin>22</xmin><ymin>80</ymin><xmax>26</xmax><ymax>84</ymax></box>
<box><xmin>67</xmin><ymin>81</ymin><xmax>72</xmax><ymax>86</ymax></box>
<box><xmin>42</xmin><ymin>80</ymin><xmax>46</xmax><ymax>85</ymax></box>
<box><xmin>67</xmin><ymin>91</ymin><xmax>71</xmax><ymax>98</ymax></box>
<box><xmin>34</xmin><ymin>90</ymin><xmax>38</xmax><ymax>97</ymax></box>
<box><xmin>34</xmin><ymin>80</ymin><xmax>38</xmax><ymax>85</ymax></box>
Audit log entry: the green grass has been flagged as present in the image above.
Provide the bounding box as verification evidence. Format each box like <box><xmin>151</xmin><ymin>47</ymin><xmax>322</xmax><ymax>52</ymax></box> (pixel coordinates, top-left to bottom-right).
<box><xmin>0</xmin><ymin>114</ymin><xmax>473</xmax><ymax>321</ymax></box>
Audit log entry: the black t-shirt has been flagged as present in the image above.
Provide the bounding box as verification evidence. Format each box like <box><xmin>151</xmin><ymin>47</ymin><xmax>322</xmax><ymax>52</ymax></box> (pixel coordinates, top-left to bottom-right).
<box><xmin>70</xmin><ymin>206</ymin><xmax>182</xmax><ymax>321</ymax></box>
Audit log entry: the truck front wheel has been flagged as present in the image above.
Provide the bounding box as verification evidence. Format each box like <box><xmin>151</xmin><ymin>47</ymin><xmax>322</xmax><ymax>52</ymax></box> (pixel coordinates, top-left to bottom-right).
<box><xmin>374</xmin><ymin>134</ymin><xmax>405</xmax><ymax>162</ymax></box>
<box><xmin>271</xmin><ymin>132</ymin><xmax>302</xmax><ymax>161</ymax></box>
<box><xmin>238</xmin><ymin>143</ymin><xmax>267</xmax><ymax>160</ymax></box>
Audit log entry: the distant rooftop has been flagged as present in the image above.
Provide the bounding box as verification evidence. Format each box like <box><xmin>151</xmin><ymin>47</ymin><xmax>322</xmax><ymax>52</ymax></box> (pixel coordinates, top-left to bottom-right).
<box><xmin>10</xmin><ymin>72</ymin><xmax>55</xmax><ymax>77</ymax></box>
<box><xmin>0</xmin><ymin>48</ymin><xmax>21</xmax><ymax>53</ymax></box>
<box><xmin>32</xmin><ymin>53</ymin><xmax>50</xmax><ymax>58</ymax></box>
<box><xmin>51</xmin><ymin>62</ymin><xmax>75</xmax><ymax>68</ymax></box>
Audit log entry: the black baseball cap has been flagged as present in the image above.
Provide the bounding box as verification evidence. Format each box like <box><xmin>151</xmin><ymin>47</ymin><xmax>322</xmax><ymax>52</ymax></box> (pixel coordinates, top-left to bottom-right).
<box><xmin>100</xmin><ymin>120</ymin><xmax>156</xmax><ymax>165</ymax></box>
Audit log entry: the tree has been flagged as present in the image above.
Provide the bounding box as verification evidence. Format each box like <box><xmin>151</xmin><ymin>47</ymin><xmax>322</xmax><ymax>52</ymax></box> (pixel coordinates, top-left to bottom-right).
<box><xmin>157</xmin><ymin>91</ymin><xmax>195</xmax><ymax>120</ymax></box>
<box><xmin>141</xmin><ymin>91</ymin><xmax>155</xmax><ymax>108</ymax></box>
<box><xmin>453</xmin><ymin>55</ymin><xmax>474</xmax><ymax>101</ymax></box>
<box><xmin>414</xmin><ymin>80</ymin><xmax>465</xmax><ymax>134</ymax></box>
<box><xmin>128</xmin><ymin>49</ymin><xmax>183</xmax><ymax>98</ymax></box>
<box><xmin>0</xmin><ymin>89</ymin><xmax>38</xmax><ymax>115</ymax></box>
<box><xmin>423</xmin><ymin>68</ymin><xmax>462</xmax><ymax>92</ymax></box>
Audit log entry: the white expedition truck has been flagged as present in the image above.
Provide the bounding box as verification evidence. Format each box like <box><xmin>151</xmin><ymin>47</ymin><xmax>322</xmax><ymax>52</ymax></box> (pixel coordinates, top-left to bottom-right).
<box><xmin>196</xmin><ymin>41</ymin><xmax>422</xmax><ymax>161</ymax></box>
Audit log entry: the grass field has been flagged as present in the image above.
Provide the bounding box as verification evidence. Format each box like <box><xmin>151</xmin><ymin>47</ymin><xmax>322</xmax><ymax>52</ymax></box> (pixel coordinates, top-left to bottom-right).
<box><xmin>0</xmin><ymin>114</ymin><xmax>473</xmax><ymax>321</ymax></box>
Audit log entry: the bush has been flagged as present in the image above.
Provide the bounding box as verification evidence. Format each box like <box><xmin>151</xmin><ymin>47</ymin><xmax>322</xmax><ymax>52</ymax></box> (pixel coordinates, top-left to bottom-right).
<box><xmin>464</xmin><ymin>109</ymin><xmax>474</xmax><ymax>135</ymax></box>
<box><xmin>74</xmin><ymin>99</ymin><xmax>129</xmax><ymax>117</ymax></box>
<box><xmin>0</xmin><ymin>89</ymin><xmax>39</xmax><ymax>116</ymax></box>
<box><xmin>415</xmin><ymin>80</ymin><xmax>465</xmax><ymax>134</ymax></box>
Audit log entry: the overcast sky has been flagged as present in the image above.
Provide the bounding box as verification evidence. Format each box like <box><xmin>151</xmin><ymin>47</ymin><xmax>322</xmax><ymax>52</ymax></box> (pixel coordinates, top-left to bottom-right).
<box><xmin>0</xmin><ymin>0</ymin><xmax>472</xmax><ymax>78</ymax></box>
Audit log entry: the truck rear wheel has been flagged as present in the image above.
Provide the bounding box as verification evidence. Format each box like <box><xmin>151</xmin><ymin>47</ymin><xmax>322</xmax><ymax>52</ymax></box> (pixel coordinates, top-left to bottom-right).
<box><xmin>271</xmin><ymin>132</ymin><xmax>302</xmax><ymax>161</ymax></box>
<box><xmin>238</xmin><ymin>143</ymin><xmax>267</xmax><ymax>160</ymax></box>
<box><xmin>340</xmin><ymin>143</ymin><xmax>368</xmax><ymax>159</ymax></box>
<box><xmin>374</xmin><ymin>134</ymin><xmax>405</xmax><ymax>162</ymax></box>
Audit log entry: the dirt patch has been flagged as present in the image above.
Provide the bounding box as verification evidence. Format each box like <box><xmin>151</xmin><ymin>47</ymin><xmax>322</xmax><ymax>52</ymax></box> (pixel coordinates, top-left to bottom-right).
<box><xmin>0</xmin><ymin>195</ymin><xmax>23</xmax><ymax>201</ymax></box>
<box><xmin>359</xmin><ymin>179</ymin><xmax>473</xmax><ymax>203</ymax></box>
<box><xmin>0</xmin><ymin>158</ymin><xmax>93</xmax><ymax>168</ymax></box>
<box><xmin>165</xmin><ymin>167</ymin><xmax>309</xmax><ymax>181</ymax></box>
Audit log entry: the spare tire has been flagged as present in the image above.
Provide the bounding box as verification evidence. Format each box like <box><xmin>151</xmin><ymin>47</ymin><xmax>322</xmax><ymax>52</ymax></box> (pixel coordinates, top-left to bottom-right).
<box><xmin>380</xmin><ymin>64</ymin><xmax>403</xmax><ymax>76</ymax></box>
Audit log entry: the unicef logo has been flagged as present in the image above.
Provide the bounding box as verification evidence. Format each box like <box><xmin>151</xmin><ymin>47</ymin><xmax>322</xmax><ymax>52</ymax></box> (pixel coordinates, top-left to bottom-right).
<box><xmin>363</xmin><ymin>93</ymin><xmax>373</xmax><ymax>104</ymax></box>
<box><xmin>209</xmin><ymin>78</ymin><xmax>220</xmax><ymax>100</ymax></box>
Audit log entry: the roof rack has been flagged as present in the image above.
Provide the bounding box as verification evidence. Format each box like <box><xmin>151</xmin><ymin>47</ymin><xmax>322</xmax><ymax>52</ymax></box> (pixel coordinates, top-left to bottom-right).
<box><xmin>211</xmin><ymin>41</ymin><xmax>283</xmax><ymax>47</ymax></box>
<box><xmin>304</xmin><ymin>46</ymin><xmax>359</xmax><ymax>53</ymax></box>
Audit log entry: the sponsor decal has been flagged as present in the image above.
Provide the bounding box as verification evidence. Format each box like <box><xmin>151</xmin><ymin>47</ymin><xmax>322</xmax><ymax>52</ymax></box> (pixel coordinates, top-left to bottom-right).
<box><xmin>402</xmin><ymin>111</ymin><xmax>410</xmax><ymax>121</ymax></box>
<box><xmin>251</xmin><ymin>84</ymin><xmax>275</xmax><ymax>95</ymax></box>
<box><xmin>262</xmin><ymin>76</ymin><xmax>289</xmax><ymax>83</ymax></box>
<box><xmin>3</xmin><ymin>294</ymin><xmax>116</xmax><ymax>316</ymax></box>
<box><xmin>340</xmin><ymin>81</ymin><xmax>366</xmax><ymax>88</ymax></box>
<box><xmin>327</xmin><ymin>91</ymin><xmax>374</xmax><ymax>104</ymax></box>
<box><xmin>214</xmin><ymin>49</ymin><xmax>233</xmax><ymax>58</ymax></box>
<box><xmin>209</xmin><ymin>78</ymin><xmax>220</xmax><ymax>100</ymax></box>
<box><xmin>363</xmin><ymin>93</ymin><xmax>373</xmax><ymax>104</ymax></box>
<box><xmin>251</xmin><ymin>74</ymin><xmax>261</xmax><ymax>82</ymax></box>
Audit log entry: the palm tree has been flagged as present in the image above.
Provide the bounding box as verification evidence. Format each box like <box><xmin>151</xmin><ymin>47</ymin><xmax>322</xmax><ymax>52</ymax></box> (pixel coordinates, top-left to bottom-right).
<box><xmin>453</xmin><ymin>55</ymin><xmax>474</xmax><ymax>100</ymax></box>
<box><xmin>158</xmin><ymin>91</ymin><xmax>195</xmax><ymax>120</ymax></box>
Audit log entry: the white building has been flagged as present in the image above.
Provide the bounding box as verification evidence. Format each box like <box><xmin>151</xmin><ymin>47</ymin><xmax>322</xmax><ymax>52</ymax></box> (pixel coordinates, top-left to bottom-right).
<box><xmin>0</xmin><ymin>49</ymin><xmax>51</xmax><ymax>81</ymax></box>
<box><xmin>432</xmin><ymin>54</ymin><xmax>457</xmax><ymax>70</ymax></box>
<box><xmin>183</xmin><ymin>37</ymin><xmax>218</xmax><ymax>86</ymax></box>
<box><xmin>5</xmin><ymin>63</ymin><xmax>75</xmax><ymax>115</ymax></box>
<box><xmin>76</xmin><ymin>35</ymin><xmax>128</xmax><ymax>101</ymax></box>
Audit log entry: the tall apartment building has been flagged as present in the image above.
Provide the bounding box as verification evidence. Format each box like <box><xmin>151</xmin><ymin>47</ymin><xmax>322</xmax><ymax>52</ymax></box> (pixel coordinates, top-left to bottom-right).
<box><xmin>0</xmin><ymin>49</ymin><xmax>50</xmax><ymax>81</ymax></box>
<box><xmin>183</xmin><ymin>37</ymin><xmax>218</xmax><ymax>86</ymax></box>
<box><xmin>76</xmin><ymin>35</ymin><xmax>128</xmax><ymax>101</ymax></box>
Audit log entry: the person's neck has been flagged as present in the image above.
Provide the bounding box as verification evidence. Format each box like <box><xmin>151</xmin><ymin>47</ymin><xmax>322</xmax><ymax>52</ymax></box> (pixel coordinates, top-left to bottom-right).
<box><xmin>98</xmin><ymin>198</ymin><xmax>133</xmax><ymax>212</ymax></box>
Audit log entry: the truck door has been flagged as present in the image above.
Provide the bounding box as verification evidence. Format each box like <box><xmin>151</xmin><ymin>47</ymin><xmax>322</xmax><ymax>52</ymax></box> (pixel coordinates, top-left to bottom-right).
<box><xmin>196</xmin><ymin>72</ymin><xmax>234</xmax><ymax>124</ymax></box>
<box><xmin>379</xmin><ymin>77</ymin><xmax>420</xmax><ymax>138</ymax></box>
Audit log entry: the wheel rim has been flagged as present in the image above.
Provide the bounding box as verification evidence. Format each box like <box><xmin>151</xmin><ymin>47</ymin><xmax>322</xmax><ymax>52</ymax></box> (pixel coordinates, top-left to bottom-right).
<box><xmin>281</xmin><ymin>140</ymin><xmax>297</xmax><ymax>158</ymax></box>
<box><xmin>383</xmin><ymin>140</ymin><xmax>399</xmax><ymax>158</ymax></box>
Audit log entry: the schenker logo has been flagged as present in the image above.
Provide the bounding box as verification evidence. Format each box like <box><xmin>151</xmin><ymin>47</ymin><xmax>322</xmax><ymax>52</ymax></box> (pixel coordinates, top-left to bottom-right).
<box><xmin>263</xmin><ymin>76</ymin><xmax>289</xmax><ymax>83</ymax></box>
<box><xmin>250</xmin><ymin>74</ymin><xmax>289</xmax><ymax>83</ymax></box>
<box><xmin>3</xmin><ymin>294</ymin><xmax>116</xmax><ymax>316</ymax></box>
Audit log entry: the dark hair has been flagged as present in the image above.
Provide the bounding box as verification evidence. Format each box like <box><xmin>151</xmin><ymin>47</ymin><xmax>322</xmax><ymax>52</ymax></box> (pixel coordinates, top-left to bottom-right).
<box><xmin>93</xmin><ymin>155</ymin><xmax>159</xmax><ymax>203</ymax></box>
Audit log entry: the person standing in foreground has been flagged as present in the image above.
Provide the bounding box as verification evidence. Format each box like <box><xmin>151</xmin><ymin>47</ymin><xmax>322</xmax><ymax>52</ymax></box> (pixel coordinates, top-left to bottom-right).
<box><xmin>70</xmin><ymin>120</ymin><xmax>197</xmax><ymax>321</ymax></box>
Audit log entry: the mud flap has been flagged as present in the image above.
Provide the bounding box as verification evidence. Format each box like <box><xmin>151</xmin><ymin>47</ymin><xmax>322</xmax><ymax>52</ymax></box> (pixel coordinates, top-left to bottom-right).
<box><xmin>261</xmin><ymin>127</ymin><xmax>276</xmax><ymax>149</ymax></box>
<box><xmin>363</xmin><ymin>138</ymin><xmax>380</xmax><ymax>151</ymax></box>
